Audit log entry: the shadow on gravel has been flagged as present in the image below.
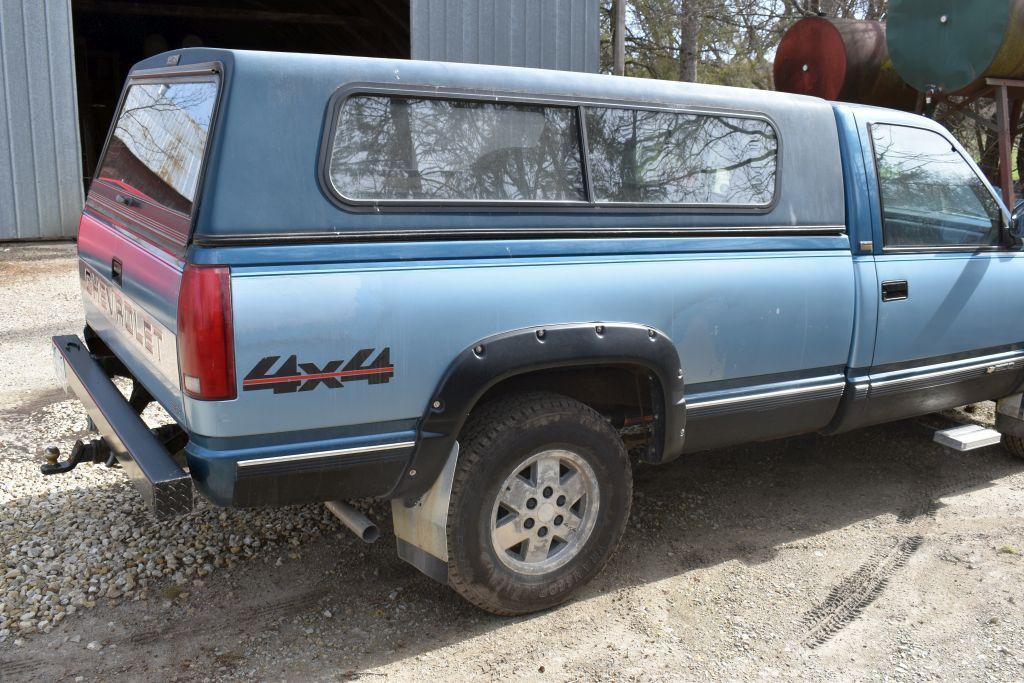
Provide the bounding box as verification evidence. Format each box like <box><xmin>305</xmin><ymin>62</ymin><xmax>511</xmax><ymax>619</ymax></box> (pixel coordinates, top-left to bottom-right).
<box><xmin>0</xmin><ymin>241</ymin><xmax>76</xmax><ymax>265</ymax></box>
<box><xmin>0</xmin><ymin>388</ymin><xmax>71</xmax><ymax>419</ymax></box>
<box><xmin>4</xmin><ymin>416</ymin><xmax>1022</xmax><ymax>680</ymax></box>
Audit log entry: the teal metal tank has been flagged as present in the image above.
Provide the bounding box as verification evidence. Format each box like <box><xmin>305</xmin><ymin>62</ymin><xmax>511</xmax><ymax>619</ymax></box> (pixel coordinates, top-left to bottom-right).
<box><xmin>887</xmin><ymin>0</ymin><xmax>1024</xmax><ymax>94</ymax></box>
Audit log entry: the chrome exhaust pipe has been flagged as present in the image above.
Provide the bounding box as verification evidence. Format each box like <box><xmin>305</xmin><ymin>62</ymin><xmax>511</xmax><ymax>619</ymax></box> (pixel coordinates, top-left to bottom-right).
<box><xmin>325</xmin><ymin>500</ymin><xmax>380</xmax><ymax>543</ymax></box>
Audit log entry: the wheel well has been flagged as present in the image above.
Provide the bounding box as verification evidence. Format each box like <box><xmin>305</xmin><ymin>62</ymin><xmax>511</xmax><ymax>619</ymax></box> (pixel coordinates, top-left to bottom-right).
<box><xmin>473</xmin><ymin>365</ymin><xmax>659</xmax><ymax>454</ymax></box>
<box><xmin>389</xmin><ymin>323</ymin><xmax>686</xmax><ymax>500</ymax></box>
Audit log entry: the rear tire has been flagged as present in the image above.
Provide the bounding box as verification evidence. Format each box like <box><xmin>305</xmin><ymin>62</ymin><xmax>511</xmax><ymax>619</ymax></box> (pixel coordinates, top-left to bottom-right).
<box><xmin>1003</xmin><ymin>434</ymin><xmax>1024</xmax><ymax>459</ymax></box>
<box><xmin>446</xmin><ymin>391</ymin><xmax>632</xmax><ymax>615</ymax></box>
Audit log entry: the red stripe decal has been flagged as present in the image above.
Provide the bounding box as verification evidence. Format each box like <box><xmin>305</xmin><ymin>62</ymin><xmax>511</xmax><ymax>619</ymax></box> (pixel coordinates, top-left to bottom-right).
<box><xmin>242</xmin><ymin>366</ymin><xmax>394</xmax><ymax>386</ymax></box>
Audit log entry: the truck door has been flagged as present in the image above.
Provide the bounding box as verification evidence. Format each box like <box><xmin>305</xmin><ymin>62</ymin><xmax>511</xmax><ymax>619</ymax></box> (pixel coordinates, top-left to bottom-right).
<box><xmin>858</xmin><ymin>116</ymin><xmax>1024</xmax><ymax>424</ymax></box>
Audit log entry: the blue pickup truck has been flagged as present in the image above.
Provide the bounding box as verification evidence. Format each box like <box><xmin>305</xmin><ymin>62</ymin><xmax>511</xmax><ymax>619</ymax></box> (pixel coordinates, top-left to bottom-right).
<box><xmin>46</xmin><ymin>48</ymin><xmax>1024</xmax><ymax>615</ymax></box>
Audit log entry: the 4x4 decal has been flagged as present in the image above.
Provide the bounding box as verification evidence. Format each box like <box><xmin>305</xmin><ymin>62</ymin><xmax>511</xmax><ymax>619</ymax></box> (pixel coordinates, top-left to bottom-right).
<box><xmin>242</xmin><ymin>348</ymin><xmax>393</xmax><ymax>394</ymax></box>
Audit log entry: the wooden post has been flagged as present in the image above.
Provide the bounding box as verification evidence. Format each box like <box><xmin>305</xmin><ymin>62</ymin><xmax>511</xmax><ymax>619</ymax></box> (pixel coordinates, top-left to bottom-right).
<box><xmin>995</xmin><ymin>83</ymin><xmax>1016</xmax><ymax>210</ymax></box>
<box><xmin>613</xmin><ymin>0</ymin><xmax>625</xmax><ymax>76</ymax></box>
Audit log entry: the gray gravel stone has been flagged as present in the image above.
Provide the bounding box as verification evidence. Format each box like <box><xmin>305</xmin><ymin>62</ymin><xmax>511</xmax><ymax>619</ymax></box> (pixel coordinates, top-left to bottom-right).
<box><xmin>0</xmin><ymin>397</ymin><xmax>343</xmax><ymax>637</ymax></box>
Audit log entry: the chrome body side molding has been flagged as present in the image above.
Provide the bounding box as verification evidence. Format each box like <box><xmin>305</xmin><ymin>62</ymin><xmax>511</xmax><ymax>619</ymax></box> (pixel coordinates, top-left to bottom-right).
<box><xmin>686</xmin><ymin>375</ymin><xmax>846</xmax><ymax>418</ymax></box>
<box><xmin>236</xmin><ymin>440</ymin><xmax>416</xmax><ymax>469</ymax></box>
<box><xmin>868</xmin><ymin>349</ymin><xmax>1024</xmax><ymax>398</ymax></box>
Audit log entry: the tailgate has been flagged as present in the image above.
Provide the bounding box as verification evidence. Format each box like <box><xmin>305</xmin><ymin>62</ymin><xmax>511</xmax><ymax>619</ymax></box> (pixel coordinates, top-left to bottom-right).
<box><xmin>78</xmin><ymin>214</ymin><xmax>185</xmax><ymax>421</ymax></box>
<box><xmin>77</xmin><ymin>71</ymin><xmax>220</xmax><ymax>424</ymax></box>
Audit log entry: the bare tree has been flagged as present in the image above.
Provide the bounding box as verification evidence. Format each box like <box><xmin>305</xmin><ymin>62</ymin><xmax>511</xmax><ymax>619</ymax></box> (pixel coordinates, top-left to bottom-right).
<box><xmin>678</xmin><ymin>1</ymin><xmax>702</xmax><ymax>81</ymax></box>
<box><xmin>601</xmin><ymin>1</ymin><xmax>890</xmax><ymax>86</ymax></box>
<box><xmin>598</xmin><ymin>1</ymin><xmax>1024</xmax><ymax>176</ymax></box>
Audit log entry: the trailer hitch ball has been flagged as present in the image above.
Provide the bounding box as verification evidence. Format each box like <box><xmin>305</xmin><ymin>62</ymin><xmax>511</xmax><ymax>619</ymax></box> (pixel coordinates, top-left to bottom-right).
<box><xmin>41</xmin><ymin>443</ymin><xmax>80</xmax><ymax>475</ymax></box>
<box><xmin>40</xmin><ymin>439</ymin><xmax>111</xmax><ymax>475</ymax></box>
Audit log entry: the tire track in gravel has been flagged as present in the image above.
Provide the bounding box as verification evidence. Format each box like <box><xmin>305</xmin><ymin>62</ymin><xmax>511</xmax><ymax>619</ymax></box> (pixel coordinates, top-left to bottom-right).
<box><xmin>796</xmin><ymin>445</ymin><xmax>1014</xmax><ymax>649</ymax></box>
<box><xmin>0</xmin><ymin>656</ymin><xmax>45</xmax><ymax>678</ymax></box>
<box><xmin>797</xmin><ymin>475</ymin><xmax>931</xmax><ymax>648</ymax></box>
<box><xmin>798</xmin><ymin>535</ymin><xmax>923</xmax><ymax>649</ymax></box>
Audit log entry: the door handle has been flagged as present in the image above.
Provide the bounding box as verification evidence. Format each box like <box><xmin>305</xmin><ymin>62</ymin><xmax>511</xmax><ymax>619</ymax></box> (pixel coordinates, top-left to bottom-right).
<box><xmin>881</xmin><ymin>280</ymin><xmax>908</xmax><ymax>301</ymax></box>
<box><xmin>111</xmin><ymin>257</ymin><xmax>123</xmax><ymax>286</ymax></box>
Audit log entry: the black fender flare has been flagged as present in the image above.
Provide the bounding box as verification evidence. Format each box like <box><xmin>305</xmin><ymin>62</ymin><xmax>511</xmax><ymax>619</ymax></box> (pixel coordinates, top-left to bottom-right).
<box><xmin>388</xmin><ymin>322</ymin><xmax>686</xmax><ymax>500</ymax></box>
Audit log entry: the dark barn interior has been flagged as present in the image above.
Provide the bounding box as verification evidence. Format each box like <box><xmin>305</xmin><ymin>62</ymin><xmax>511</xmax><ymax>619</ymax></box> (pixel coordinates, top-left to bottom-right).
<box><xmin>71</xmin><ymin>0</ymin><xmax>410</xmax><ymax>189</ymax></box>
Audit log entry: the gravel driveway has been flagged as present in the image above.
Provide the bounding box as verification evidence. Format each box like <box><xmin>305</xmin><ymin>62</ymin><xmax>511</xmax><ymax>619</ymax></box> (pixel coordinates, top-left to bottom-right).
<box><xmin>1</xmin><ymin>243</ymin><xmax>1023</xmax><ymax>681</ymax></box>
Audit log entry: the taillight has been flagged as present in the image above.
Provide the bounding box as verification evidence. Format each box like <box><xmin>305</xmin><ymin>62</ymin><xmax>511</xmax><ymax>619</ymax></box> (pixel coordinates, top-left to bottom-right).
<box><xmin>177</xmin><ymin>264</ymin><xmax>236</xmax><ymax>400</ymax></box>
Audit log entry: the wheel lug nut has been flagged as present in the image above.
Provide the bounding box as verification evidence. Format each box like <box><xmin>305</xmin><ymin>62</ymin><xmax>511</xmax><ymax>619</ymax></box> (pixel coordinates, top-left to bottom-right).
<box><xmin>556</xmin><ymin>495</ymin><xmax>566</xmax><ymax>506</ymax></box>
<box><xmin>538</xmin><ymin>526</ymin><xmax>548</xmax><ymax>537</ymax></box>
<box><xmin>543</xmin><ymin>486</ymin><xmax>553</xmax><ymax>498</ymax></box>
<box><xmin>526</xmin><ymin>498</ymin><xmax>537</xmax><ymax>509</ymax></box>
<box><xmin>554</xmin><ymin>515</ymin><xmax>563</xmax><ymax>526</ymax></box>
<box><xmin>524</xmin><ymin>518</ymin><xmax>535</xmax><ymax>529</ymax></box>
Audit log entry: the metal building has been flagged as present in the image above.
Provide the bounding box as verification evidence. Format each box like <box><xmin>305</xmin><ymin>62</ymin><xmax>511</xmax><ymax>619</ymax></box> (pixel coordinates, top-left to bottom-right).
<box><xmin>411</xmin><ymin>0</ymin><xmax>599</xmax><ymax>73</ymax></box>
<box><xmin>0</xmin><ymin>0</ymin><xmax>83</xmax><ymax>240</ymax></box>
<box><xmin>0</xmin><ymin>0</ymin><xmax>598</xmax><ymax>241</ymax></box>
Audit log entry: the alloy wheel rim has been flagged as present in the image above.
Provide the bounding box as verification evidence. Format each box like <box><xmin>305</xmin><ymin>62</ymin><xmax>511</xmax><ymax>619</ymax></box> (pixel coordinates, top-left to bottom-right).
<box><xmin>489</xmin><ymin>448</ymin><xmax>600</xmax><ymax>575</ymax></box>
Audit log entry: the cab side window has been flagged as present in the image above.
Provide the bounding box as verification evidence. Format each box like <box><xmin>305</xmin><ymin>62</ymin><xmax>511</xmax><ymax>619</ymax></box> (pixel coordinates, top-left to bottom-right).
<box><xmin>871</xmin><ymin>124</ymin><xmax>1002</xmax><ymax>248</ymax></box>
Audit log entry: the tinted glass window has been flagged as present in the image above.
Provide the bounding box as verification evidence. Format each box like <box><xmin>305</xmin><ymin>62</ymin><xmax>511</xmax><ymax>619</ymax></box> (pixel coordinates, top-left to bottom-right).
<box><xmin>329</xmin><ymin>95</ymin><xmax>586</xmax><ymax>202</ymax></box>
<box><xmin>584</xmin><ymin>107</ymin><xmax>777</xmax><ymax>205</ymax></box>
<box><xmin>97</xmin><ymin>81</ymin><xmax>217</xmax><ymax>217</ymax></box>
<box><xmin>872</xmin><ymin>124</ymin><xmax>1001</xmax><ymax>248</ymax></box>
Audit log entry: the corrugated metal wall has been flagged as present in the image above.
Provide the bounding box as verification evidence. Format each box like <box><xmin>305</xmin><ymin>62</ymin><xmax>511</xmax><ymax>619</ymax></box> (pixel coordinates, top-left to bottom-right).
<box><xmin>411</xmin><ymin>0</ymin><xmax>599</xmax><ymax>73</ymax></box>
<box><xmin>0</xmin><ymin>0</ymin><xmax>82</xmax><ymax>240</ymax></box>
<box><xmin>0</xmin><ymin>0</ymin><xmax>598</xmax><ymax>241</ymax></box>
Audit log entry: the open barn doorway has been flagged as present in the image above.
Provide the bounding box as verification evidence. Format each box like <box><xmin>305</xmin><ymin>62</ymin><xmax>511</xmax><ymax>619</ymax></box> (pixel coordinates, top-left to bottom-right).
<box><xmin>71</xmin><ymin>0</ymin><xmax>410</xmax><ymax>191</ymax></box>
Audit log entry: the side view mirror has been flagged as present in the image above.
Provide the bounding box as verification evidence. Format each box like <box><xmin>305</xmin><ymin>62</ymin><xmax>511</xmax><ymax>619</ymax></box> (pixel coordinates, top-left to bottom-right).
<box><xmin>1011</xmin><ymin>206</ymin><xmax>1024</xmax><ymax>239</ymax></box>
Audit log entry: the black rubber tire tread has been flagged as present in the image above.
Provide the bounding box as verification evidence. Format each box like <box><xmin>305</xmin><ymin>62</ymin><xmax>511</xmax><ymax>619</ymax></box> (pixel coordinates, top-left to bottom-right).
<box><xmin>446</xmin><ymin>391</ymin><xmax>632</xmax><ymax>616</ymax></box>
<box><xmin>1004</xmin><ymin>433</ymin><xmax>1024</xmax><ymax>459</ymax></box>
